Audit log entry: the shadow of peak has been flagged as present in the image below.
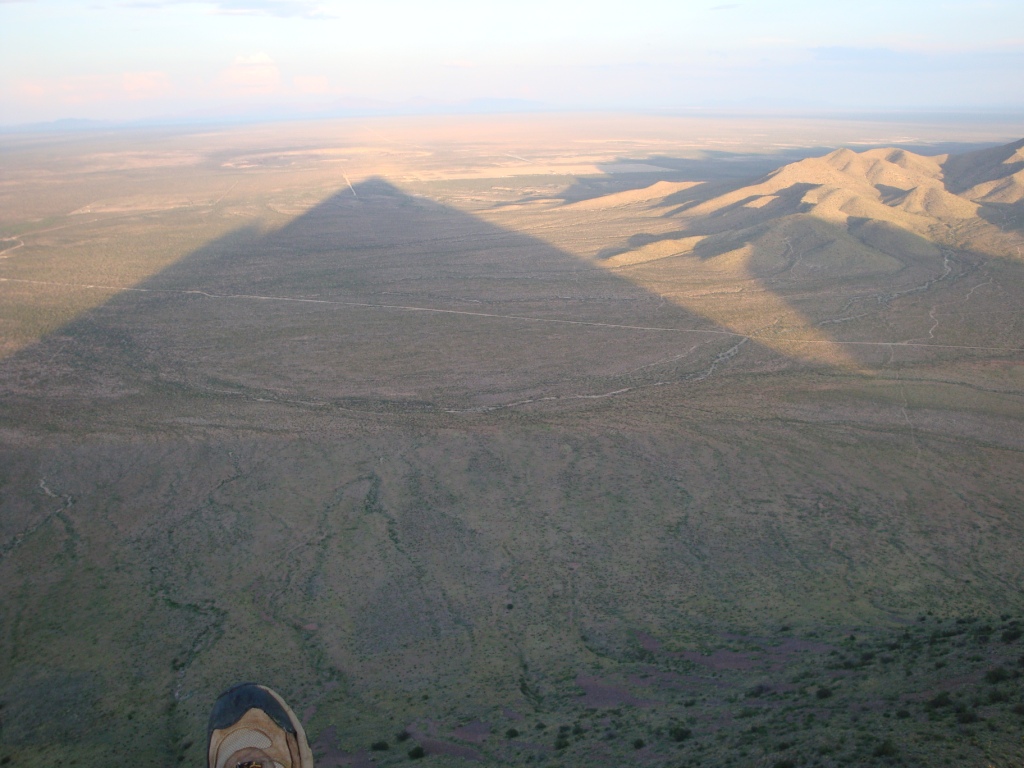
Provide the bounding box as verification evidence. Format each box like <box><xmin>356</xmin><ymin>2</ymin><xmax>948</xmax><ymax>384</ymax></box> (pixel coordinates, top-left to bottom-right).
<box><xmin>977</xmin><ymin>201</ymin><xmax>1024</xmax><ymax>233</ymax></box>
<box><xmin>874</xmin><ymin>184</ymin><xmax>912</xmax><ymax>206</ymax></box>
<box><xmin>690</xmin><ymin>226</ymin><xmax>767</xmax><ymax>262</ymax></box>
<box><xmin>941</xmin><ymin>138</ymin><xmax>1024</xmax><ymax>195</ymax></box>
<box><xmin>594</xmin><ymin>230</ymin><xmax>691</xmax><ymax>261</ymax></box>
<box><xmin>549</xmin><ymin>152</ymin><xmax>812</xmax><ymax>208</ymax></box>
<box><xmin>283</xmin><ymin>177</ymin><xmax>427</xmax><ymax>218</ymax></box>
<box><xmin>844</xmin><ymin>216</ymin><xmax>943</xmax><ymax>262</ymax></box>
<box><xmin>351</xmin><ymin>176</ymin><xmax>419</xmax><ymax>198</ymax></box>
<box><xmin>687</xmin><ymin>182</ymin><xmax>821</xmax><ymax>234</ymax></box>
<box><xmin>2</xmin><ymin>141</ymin><xmax>1018</xmax><ymax>422</ymax></box>
<box><xmin>641</xmin><ymin>150</ymin><xmax>833</xmax><ymax>176</ymax></box>
<box><xmin>742</xmin><ymin>181</ymin><xmax>820</xmax><ymax>205</ymax></box>
<box><xmin>599</xmin><ymin>181</ymin><xmax>827</xmax><ymax>263</ymax></box>
<box><xmin>0</xmin><ymin>175</ymin><xmax>796</xmax><ymax>411</ymax></box>
<box><xmin>657</xmin><ymin>182</ymin><xmax>712</xmax><ymax>207</ymax></box>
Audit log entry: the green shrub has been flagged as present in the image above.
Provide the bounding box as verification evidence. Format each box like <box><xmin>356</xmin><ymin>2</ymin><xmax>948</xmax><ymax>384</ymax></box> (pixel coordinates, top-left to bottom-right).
<box><xmin>985</xmin><ymin>666</ymin><xmax>1010</xmax><ymax>684</ymax></box>
<box><xmin>956</xmin><ymin>710</ymin><xmax>980</xmax><ymax>724</ymax></box>
<box><xmin>408</xmin><ymin>745</ymin><xmax>426</xmax><ymax>760</ymax></box>
<box><xmin>669</xmin><ymin>726</ymin><xmax>692</xmax><ymax>742</ymax></box>
<box><xmin>873</xmin><ymin>738</ymin><xmax>898</xmax><ymax>757</ymax></box>
<box><xmin>632</xmin><ymin>738</ymin><xmax>645</xmax><ymax>749</ymax></box>
<box><xmin>370</xmin><ymin>741</ymin><xmax>388</xmax><ymax>751</ymax></box>
<box><xmin>816</xmin><ymin>687</ymin><xmax>833</xmax><ymax>699</ymax></box>
<box><xmin>505</xmin><ymin>728</ymin><xmax>519</xmax><ymax>738</ymax></box>
<box><xmin>988</xmin><ymin>689</ymin><xmax>1009</xmax><ymax>704</ymax></box>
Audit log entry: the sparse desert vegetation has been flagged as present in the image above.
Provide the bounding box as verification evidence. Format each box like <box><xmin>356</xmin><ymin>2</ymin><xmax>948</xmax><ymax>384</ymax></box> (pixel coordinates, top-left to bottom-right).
<box><xmin>0</xmin><ymin>114</ymin><xmax>1022</xmax><ymax>767</ymax></box>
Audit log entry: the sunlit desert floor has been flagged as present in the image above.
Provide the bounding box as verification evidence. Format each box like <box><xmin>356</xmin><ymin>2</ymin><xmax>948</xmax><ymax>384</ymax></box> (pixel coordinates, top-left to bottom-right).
<box><xmin>1</xmin><ymin>113</ymin><xmax>1023</xmax><ymax>767</ymax></box>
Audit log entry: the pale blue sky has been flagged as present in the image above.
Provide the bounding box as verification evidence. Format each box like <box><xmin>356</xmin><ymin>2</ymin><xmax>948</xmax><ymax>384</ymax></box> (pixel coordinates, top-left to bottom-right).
<box><xmin>1</xmin><ymin>0</ymin><xmax>1022</xmax><ymax>124</ymax></box>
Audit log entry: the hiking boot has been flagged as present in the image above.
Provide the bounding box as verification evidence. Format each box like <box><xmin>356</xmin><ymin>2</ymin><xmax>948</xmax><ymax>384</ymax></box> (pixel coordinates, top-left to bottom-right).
<box><xmin>208</xmin><ymin>683</ymin><xmax>314</xmax><ymax>768</ymax></box>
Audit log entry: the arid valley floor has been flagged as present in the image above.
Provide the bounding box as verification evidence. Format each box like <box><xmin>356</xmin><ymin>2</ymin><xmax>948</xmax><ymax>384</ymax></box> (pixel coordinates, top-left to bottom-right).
<box><xmin>1</xmin><ymin>114</ymin><xmax>1023</xmax><ymax>767</ymax></box>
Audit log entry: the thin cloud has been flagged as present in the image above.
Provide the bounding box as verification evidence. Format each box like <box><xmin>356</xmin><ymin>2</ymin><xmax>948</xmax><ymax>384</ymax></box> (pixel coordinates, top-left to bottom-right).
<box><xmin>209</xmin><ymin>0</ymin><xmax>330</xmax><ymax>17</ymax></box>
<box><xmin>124</xmin><ymin>0</ymin><xmax>331</xmax><ymax>18</ymax></box>
<box><xmin>217</xmin><ymin>53</ymin><xmax>282</xmax><ymax>94</ymax></box>
<box><xmin>122</xmin><ymin>70</ymin><xmax>173</xmax><ymax>99</ymax></box>
<box><xmin>293</xmin><ymin>74</ymin><xmax>331</xmax><ymax>94</ymax></box>
<box><xmin>710</xmin><ymin>3</ymin><xmax>739</xmax><ymax>9</ymax></box>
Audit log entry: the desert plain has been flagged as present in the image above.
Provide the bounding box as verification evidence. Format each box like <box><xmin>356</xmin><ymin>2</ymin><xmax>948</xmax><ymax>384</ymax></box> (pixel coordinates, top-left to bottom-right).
<box><xmin>1</xmin><ymin>113</ymin><xmax>1023</xmax><ymax>767</ymax></box>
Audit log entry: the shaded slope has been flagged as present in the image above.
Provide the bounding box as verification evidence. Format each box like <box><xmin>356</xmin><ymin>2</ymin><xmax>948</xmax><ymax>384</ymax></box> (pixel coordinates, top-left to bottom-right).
<box><xmin>581</xmin><ymin>139</ymin><xmax>1024</xmax><ymax>285</ymax></box>
<box><xmin>942</xmin><ymin>138</ymin><xmax>1024</xmax><ymax>199</ymax></box>
<box><xmin>678</xmin><ymin>144</ymin><xmax>989</xmax><ymax>229</ymax></box>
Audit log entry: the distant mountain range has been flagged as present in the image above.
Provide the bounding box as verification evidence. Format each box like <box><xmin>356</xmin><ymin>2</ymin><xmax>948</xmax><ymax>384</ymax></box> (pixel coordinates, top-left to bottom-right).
<box><xmin>589</xmin><ymin>138</ymin><xmax>1024</xmax><ymax>278</ymax></box>
<box><xmin>0</xmin><ymin>98</ymin><xmax>551</xmax><ymax>132</ymax></box>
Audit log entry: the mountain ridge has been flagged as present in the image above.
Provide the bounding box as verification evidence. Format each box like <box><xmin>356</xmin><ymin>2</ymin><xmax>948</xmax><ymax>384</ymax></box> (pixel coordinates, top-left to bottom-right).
<box><xmin>588</xmin><ymin>139</ymin><xmax>1024</xmax><ymax>276</ymax></box>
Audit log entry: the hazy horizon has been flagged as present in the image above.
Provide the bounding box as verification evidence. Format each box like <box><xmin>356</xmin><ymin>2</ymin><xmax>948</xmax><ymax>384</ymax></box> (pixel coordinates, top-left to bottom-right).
<box><xmin>2</xmin><ymin>0</ymin><xmax>1023</xmax><ymax>127</ymax></box>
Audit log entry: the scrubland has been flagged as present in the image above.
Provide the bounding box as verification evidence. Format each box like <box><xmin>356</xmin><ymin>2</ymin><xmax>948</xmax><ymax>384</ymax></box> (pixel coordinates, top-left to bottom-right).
<box><xmin>1</xmin><ymin>114</ymin><xmax>1023</xmax><ymax>767</ymax></box>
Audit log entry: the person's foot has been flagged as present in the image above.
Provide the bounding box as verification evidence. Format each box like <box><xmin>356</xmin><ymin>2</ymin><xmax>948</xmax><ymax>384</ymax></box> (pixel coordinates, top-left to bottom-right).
<box><xmin>207</xmin><ymin>683</ymin><xmax>314</xmax><ymax>768</ymax></box>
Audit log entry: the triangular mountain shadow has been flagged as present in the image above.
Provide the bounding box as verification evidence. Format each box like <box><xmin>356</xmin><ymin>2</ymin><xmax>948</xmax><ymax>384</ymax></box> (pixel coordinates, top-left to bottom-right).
<box><xmin>0</xmin><ymin>176</ymin><xmax>861</xmax><ymax>423</ymax></box>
